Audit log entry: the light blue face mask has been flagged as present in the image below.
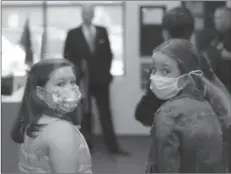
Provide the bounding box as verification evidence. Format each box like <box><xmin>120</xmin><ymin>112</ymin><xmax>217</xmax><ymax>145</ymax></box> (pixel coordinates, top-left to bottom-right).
<box><xmin>150</xmin><ymin>70</ymin><xmax>203</xmax><ymax>100</ymax></box>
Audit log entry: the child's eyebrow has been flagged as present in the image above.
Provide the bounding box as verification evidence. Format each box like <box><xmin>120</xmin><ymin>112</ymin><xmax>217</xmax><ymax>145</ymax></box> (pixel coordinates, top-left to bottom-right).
<box><xmin>162</xmin><ymin>63</ymin><xmax>172</xmax><ymax>68</ymax></box>
<box><xmin>55</xmin><ymin>78</ymin><xmax>66</xmax><ymax>81</ymax></box>
<box><xmin>55</xmin><ymin>77</ymin><xmax>76</xmax><ymax>81</ymax></box>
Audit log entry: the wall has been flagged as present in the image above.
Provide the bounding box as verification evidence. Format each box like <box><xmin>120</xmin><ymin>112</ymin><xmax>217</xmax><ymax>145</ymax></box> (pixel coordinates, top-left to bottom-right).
<box><xmin>93</xmin><ymin>1</ymin><xmax>181</xmax><ymax>135</ymax></box>
<box><xmin>1</xmin><ymin>103</ymin><xmax>20</xmax><ymax>173</ymax></box>
<box><xmin>227</xmin><ymin>0</ymin><xmax>231</xmax><ymax>7</ymax></box>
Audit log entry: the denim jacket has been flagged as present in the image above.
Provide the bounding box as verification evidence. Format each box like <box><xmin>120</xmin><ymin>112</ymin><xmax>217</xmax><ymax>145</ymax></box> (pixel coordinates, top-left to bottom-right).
<box><xmin>145</xmin><ymin>87</ymin><xmax>227</xmax><ymax>173</ymax></box>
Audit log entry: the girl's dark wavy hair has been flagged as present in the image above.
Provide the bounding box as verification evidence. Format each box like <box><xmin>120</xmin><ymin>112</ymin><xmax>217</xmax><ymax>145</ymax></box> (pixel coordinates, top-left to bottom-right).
<box><xmin>162</xmin><ymin>6</ymin><xmax>195</xmax><ymax>40</ymax></box>
<box><xmin>11</xmin><ymin>58</ymin><xmax>80</xmax><ymax>144</ymax></box>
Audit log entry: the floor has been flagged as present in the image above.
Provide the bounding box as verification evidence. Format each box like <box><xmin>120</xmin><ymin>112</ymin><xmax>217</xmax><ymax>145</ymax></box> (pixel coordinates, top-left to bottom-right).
<box><xmin>1</xmin><ymin>135</ymin><xmax>151</xmax><ymax>173</ymax></box>
<box><xmin>92</xmin><ymin>136</ymin><xmax>150</xmax><ymax>173</ymax></box>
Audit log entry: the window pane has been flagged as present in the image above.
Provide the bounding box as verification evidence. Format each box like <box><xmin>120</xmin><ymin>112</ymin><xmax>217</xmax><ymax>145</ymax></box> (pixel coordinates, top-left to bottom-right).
<box><xmin>2</xmin><ymin>3</ymin><xmax>43</xmax><ymax>76</ymax></box>
<box><xmin>46</xmin><ymin>4</ymin><xmax>124</xmax><ymax>76</ymax></box>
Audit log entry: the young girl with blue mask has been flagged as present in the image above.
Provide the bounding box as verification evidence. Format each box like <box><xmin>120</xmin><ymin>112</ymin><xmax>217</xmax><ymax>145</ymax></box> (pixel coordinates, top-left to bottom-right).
<box><xmin>145</xmin><ymin>39</ymin><xmax>230</xmax><ymax>173</ymax></box>
<box><xmin>11</xmin><ymin>59</ymin><xmax>92</xmax><ymax>173</ymax></box>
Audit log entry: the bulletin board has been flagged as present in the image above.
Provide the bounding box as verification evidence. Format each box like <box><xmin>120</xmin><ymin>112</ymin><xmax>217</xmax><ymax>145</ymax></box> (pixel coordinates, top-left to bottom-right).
<box><xmin>139</xmin><ymin>5</ymin><xmax>166</xmax><ymax>56</ymax></box>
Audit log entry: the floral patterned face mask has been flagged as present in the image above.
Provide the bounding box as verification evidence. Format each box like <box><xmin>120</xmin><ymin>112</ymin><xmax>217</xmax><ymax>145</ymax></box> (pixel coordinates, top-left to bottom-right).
<box><xmin>43</xmin><ymin>85</ymin><xmax>82</xmax><ymax>114</ymax></box>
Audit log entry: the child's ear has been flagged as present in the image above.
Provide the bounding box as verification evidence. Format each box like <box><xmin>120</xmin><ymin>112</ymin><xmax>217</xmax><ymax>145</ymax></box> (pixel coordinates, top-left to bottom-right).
<box><xmin>36</xmin><ymin>86</ymin><xmax>45</xmax><ymax>101</ymax></box>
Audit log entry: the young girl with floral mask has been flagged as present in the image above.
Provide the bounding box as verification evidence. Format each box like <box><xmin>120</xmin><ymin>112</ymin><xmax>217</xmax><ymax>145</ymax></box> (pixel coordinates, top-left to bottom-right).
<box><xmin>11</xmin><ymin>59</ymin><xmax>92</xmax><ymax>173</ymax></box>
<box><xmin>145</xmin><ymin>39</ymin><xmax>230</xmax><ymax>173</ymax></box>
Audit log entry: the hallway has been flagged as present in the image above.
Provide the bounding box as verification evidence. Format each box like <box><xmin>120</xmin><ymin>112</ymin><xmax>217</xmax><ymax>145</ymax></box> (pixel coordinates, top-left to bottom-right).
<box><xmin>92</xmin><ymin>136</ymin><xmax>150</xmax><ymax>173</ymax></box>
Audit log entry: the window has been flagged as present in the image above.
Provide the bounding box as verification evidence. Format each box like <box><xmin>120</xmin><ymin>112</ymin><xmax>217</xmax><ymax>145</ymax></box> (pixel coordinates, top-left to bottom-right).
<box><xmin>1</xmin><ymin>1</ymin><xmax>44</xmax><ymax>76</ymax></box>
<box><xmin>46</xmin><ymin>2</ymin><xmax>125</xmax><ymax>76</ymax></box>
<box><xmin>2</xmin><ymin>1</ymin><xmax>125</xmax><ymax>77</ymax></box>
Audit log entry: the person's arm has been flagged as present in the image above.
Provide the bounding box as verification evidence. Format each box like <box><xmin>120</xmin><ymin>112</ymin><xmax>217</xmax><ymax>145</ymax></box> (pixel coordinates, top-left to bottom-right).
<box><xmin>135</xmin><ymin>68</ymin><xmax>164</xmax><ymax>127</ymax></box>
<box><xmin>63</xmin><ymin>30</ymin><xmax>72</xmax><ymax>60</ymax></box>
<box><xmin>222</xmin><ymin>29</ymin><xmax>231</xmax><ymax>54</ymax></box>
<box><xmin>221</xmin><ymin>48</ymin><xmax>231</xmax><ymax>60</ymax></box>
<box><xmin>46</xmin><ymin>121</ymin><xmax>81</xmax><ymax>173</ymax></box>
<box><xmin>64</xmin><ymin>29</ymin><xmax>85</xmax><ymax>81</ymax></box>
<box><xmin>155</xmin><ymin>111</ymin><xmax>181</xmax><ymax>172</ymax></box>
<box><xmin>135</xmin><ymin>89</ymin><xmax>162</xmax><ymax>127</ymax></box>
<box><xmin>79</xmin><ymin>60</ymin><xmax>90</xmax><ymax>115</ymax></box>
<box><xmin>102</xmin><ymin>28</ymin><xmax>113</xmax><ymax>78</ymax></box>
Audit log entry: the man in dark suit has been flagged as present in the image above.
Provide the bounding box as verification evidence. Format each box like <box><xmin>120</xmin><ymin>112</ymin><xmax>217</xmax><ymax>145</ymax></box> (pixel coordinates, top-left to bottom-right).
<box><xmin>63</xmin><ymin>4</ymin><xmax>128</xmax><ymax>155</ymax></box>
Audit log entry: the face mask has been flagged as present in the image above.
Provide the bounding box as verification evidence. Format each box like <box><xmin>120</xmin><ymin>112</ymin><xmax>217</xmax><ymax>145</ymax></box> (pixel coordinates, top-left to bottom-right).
<box><xmin>150</xmin><ymin>70</ymin><xmax>202</xmax><ymax>100</ymax></box>
<box><xmin>44</xmin><ymin>85</ymin><xmax>82</xmax><ymax>114</ymax></box>
<box><xmin>150</xmin><ymin>75</ymin><xmax>182</xmax><ymax>100</ymax></box>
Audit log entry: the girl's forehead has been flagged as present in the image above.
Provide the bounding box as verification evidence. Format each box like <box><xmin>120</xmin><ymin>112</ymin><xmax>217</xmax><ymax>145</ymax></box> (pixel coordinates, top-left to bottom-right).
<box><xmin>152</xmin><ymin>52</ymin><xmax>178</xmax><ymax>67</ymax></box>
<box><xmin>49</xmin><ymin>66</ymin><xmax>75</xmax><ymax>81</ymax></box>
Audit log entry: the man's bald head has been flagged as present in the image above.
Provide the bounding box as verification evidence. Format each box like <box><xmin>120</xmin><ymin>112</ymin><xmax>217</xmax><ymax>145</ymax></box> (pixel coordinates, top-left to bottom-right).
<box><xmin>214</xmin><ymin>7</ymin><xmax>231</xmax><ymax>32</ymax></box>
<box><xmin>81</xmin><ymin>4</ymin><xmax>95</xmax><ymax>25</ymax></box>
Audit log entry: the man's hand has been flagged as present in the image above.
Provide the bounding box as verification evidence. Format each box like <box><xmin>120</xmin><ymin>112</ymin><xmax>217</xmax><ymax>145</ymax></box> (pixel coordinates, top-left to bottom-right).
<box><xmin>81</xmin><ymin>59</ymin><xmax>87</xmax><ymax>71</ymax></box>
<box><xmin>221</xmin><ymin>48</ymin><xmax>231</xmax><ymax>60</ymax></box>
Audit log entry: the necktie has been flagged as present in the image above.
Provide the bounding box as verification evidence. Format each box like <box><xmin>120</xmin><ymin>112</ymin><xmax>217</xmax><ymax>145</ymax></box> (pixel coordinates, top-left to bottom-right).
<box><xmin>87</xmin><ymin>27</ymin><xmax>95</xmax><ymax>53</ymax></box>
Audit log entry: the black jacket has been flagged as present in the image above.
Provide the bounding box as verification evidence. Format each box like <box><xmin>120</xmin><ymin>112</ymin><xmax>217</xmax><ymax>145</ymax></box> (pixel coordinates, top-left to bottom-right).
<box><xmin>135</xmin><ymin>88</ymin><xmax>163</xmax><ymax>127</ymax></box>
<box><xmin>63</xmin><ymin>25</ymin><xmax>113</xmax><ymax>85</ymax></box>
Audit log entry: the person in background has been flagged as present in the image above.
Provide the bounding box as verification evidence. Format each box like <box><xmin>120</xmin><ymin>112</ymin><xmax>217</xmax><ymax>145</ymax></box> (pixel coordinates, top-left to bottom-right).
<box><xmin>213</xmin><ymin>7</ymin><xmax>231</xmax><ymax>54</ymax></box>
<box><xmin>63</xmin><ymin>4</ymin><xmax>128</xmax><ymax>155</ymax></box>
<box><xmin>212</xmin><ymin>7</ymin><xmax>231</xmax><ymax>172</ymax></box>
<box><xmin>205</xmin><ymin>7</ymin><xmax>231</xmax><ymax>93</ymax></box>
<box><xmin>145</xmin><ymin>39</ymin><xmax>229</xmax><ymax>173</ymax></box>
<box><xmin>11</xmin><ymin>59</ymin><xmax>92</xmax><ymax>173</ymax></box>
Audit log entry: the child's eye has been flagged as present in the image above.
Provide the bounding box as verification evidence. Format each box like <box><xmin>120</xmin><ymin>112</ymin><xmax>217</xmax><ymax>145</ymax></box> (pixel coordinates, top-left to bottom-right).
<box><xmin>163</xmin><ymin>69</ymin><xmax>170</xmax><ymax>75</ymax></box>
<box><xmin>71</xmin><ymin>80</ymin><xmax>76</xmax><ymax>85</ymax></box>
<box><xmin>56</xmin><ymin>82</ymin><xmax>65</xmax><ymax>87</ymax></box>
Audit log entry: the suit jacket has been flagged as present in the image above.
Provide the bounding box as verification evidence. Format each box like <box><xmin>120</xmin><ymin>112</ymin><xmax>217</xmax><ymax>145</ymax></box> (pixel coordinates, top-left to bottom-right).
<box><xmin>63</xmin><ymin>25</ymin><xmax>113</xmax><ymax>85</ymax></box>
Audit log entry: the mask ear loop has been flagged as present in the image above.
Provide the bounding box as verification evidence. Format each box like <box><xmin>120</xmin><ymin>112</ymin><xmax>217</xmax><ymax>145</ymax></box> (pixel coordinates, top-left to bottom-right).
<box><xmin>178</xmin><ymin>70</ymin><xmax>202</xmax><ymax>84</ymax></box>
<box><xmin>74</xmin><ymin>85</ymin><xmax>82</xmax><ymax>102</ymax></box>
<box><xmin>187</xmin><ymin>70</ymin><xmax>204</xmax><ymax>92</ymax></box>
